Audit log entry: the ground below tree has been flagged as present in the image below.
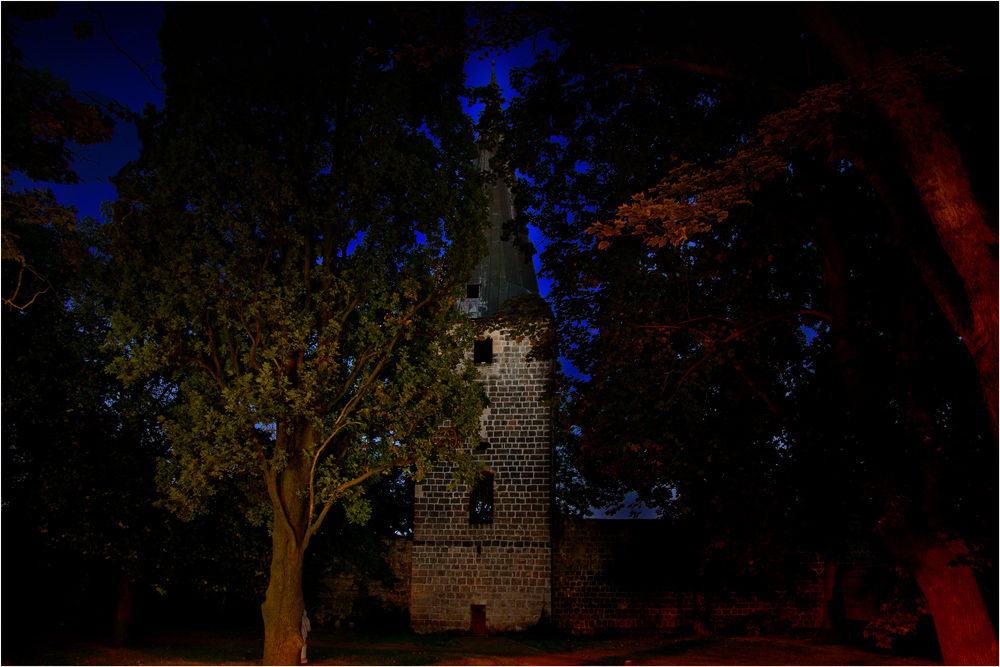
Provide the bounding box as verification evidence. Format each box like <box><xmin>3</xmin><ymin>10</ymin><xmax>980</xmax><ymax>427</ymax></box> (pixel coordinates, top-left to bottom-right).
<box><xmin>4</xmin><ymin>628</ymin><xmax>943</xmax><ymax>665</ymax></box>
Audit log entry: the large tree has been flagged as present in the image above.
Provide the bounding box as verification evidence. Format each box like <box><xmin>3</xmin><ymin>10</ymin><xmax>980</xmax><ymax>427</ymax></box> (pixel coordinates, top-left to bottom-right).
<box><xmin>93</xmin><ymin>6</ymin><xmax>490</xmax><ymax>664</ymax></box>
<box><xmin>503</xmin><ymin>5</ymin><xmax>996</xmax><ymax>664</ymax></box>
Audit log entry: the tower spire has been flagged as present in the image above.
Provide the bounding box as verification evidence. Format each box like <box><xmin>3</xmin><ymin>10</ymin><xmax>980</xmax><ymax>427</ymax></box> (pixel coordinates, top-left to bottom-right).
<box><xmin>461</xmin><ymin>60</ymin><xmax>539</xmax><ymax>319</ymax></box>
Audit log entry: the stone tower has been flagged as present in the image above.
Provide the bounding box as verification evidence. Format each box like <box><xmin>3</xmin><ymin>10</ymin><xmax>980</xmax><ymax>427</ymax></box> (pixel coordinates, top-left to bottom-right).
<box><xmin>409</xmin><ymin>66</ymin><xmax>553</xmax><ymax>634</ymax></box>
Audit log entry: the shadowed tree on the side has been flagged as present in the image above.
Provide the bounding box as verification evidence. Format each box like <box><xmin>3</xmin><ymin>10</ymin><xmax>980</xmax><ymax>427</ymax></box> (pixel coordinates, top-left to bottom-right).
<box><xmin>501</xmin><ymin>5</ymin><xmax>996</xmax><ymax>663</ymax></box>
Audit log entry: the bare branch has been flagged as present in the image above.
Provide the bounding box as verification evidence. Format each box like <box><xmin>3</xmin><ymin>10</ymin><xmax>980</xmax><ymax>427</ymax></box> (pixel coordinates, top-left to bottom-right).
<box><xmin>195</xmin><ymin>309</ymin><xmax>232</xmax><ymax>394</ymax></box>
<box><xmin>224</xmin><ymin>326</ymin><xmax>241</xmax><ymax>376</ymax></box>
<box><xmin>87</xmin><ymin>2</ymin><xmax>165</xmax><ymax>92</ymax></box>
<box><xmin>2</xmin><ymin>246</ymin><xmax>54</xmax><ymax>311</ymax></box>
<box><xmin>655</xmin><ymin>310</ymin><xmax>830</xmax><ymax>401</ymax></box>
<box><xmin>179</xmin><ymin>354</ymin><xmax>226</xmax><ymax>392</ymax></box>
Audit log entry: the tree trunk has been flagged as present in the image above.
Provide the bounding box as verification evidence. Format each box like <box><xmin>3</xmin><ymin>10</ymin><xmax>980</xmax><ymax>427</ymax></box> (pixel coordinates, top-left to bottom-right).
<box><xmin>261</xmin><ymin>425</ymin><xmax>315</xmax><ymax>665</ymax></box>
<box><xmin>878</xmin><ymin>264</ymin><xmax>998</xmax><ymax>665</ymax></box>
<box><xmin>111</xmin><ymin>569</ymin><xmax>135</xmax><ymax>647</ymax></box>
<box><xmin>880</xmin><ymin>526</ymin><xmax>999</xmax><ymax>665</ymax></box>
<box><xmin>873</xmin><ymin>84</ymin><xmax>998</xmax><ymax>440</ymax></box>
<box><xmin>821</xmin><ymin>560</ymin><xmax>837</xmax><ymax>631</ymax></box>
<box><xmin>261</xmin><ymin>520</ymin><xmax>307</xmax><ymax>665</ymax></box>
<box><xmin>804</xmin><ymin>4</ymin><xmax>999</xmax><ymax>440</ymax></box>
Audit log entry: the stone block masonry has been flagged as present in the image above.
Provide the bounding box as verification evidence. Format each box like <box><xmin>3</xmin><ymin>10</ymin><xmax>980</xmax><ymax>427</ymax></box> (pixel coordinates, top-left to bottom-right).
<box><xmin>552</xmin><ymin>517</ymin><xmax>825</xmax><ymax>634</ymax></box>
<box><xmin>411</xmin><ymin>327</ymin><xmax>554</xmax><ymax>633</ymax></box>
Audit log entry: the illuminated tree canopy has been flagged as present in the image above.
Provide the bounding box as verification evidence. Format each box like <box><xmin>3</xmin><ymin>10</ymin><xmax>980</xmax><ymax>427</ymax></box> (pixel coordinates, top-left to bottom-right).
<box><xmin>90</xmin><ymin>5</ymin><xmax>491</xmax><ymax>663</ymax></box>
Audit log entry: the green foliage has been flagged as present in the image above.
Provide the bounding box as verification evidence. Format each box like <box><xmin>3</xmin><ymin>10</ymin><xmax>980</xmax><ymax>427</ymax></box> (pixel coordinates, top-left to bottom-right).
<box><xmin>91</xmin><ymin>4</ymin><xmax>491</xmax><ymax>539</ymax></box>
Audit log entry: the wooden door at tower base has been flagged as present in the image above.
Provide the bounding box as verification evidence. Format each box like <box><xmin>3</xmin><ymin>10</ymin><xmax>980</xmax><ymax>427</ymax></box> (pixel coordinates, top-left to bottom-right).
<box><xmin>471</xmin><ymin>604</ymin><xmax>486</xmax><ymax>636</ymax></box>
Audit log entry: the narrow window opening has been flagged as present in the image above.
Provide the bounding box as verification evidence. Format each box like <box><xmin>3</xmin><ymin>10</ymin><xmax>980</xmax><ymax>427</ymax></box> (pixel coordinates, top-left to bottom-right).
<box><xmin>473</xmin><ymin>337</ymin><xmax>493</xmax><ymax>364</ymax></box>
<box><xmin>469</xmin><ymin>471</ymin><xmax>494</xmax><ymax>525</ymax></box>
<box><xmin>466</xmin><ymin>284</ymin><xmax>480</xmax><ymax>299</ymax></box>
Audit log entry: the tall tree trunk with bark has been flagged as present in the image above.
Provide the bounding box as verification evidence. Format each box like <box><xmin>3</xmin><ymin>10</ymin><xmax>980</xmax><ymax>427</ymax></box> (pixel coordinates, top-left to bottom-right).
<box><xmin>261</xmin><ymin>526</ymin><xmax>306</xmax><ymax>665</ymax></box>
<box><xmin>111</xmin><ymin>569</ymin><xmax>136</xmax><ymax>647</ymax></box>
<box><xmin>880</xmin><ymin>523</ymin><xmax>999</xmax><ymax>665</ymax></box>
<box><xmin>821</xmin><ymin>560</ymin><xmax>838</xmax><ymax>631</ymax></box>
<box><xmin>261</xmin><ymin>424</ymin><xmax>314</xmax><ymax>666</ymax></box>
<box><xmin>880</xmin><ymin>93</ymin><xmax>999</xmax><ymax>438</ymax></box>
<box><xmin>805</xmin><ymin>3</ymin><xmax>999</xmax><ymax>439</ymax></box>
<box><xmin>815</xmin><ymin>213</ymin><xmax>997</xmax><ymax>664</ymax></box>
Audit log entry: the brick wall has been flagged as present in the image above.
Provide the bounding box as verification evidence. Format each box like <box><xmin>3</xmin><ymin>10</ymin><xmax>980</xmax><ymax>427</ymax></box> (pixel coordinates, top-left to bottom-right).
<box><xmin>411</xmin><ymin>327</ymin><xmax>554</xmax><ymax>633</ymax></box>
<box><xmin>552</xmin><ymin>517</ymin><xmax>825</xmax><ymax>634</ymax></box>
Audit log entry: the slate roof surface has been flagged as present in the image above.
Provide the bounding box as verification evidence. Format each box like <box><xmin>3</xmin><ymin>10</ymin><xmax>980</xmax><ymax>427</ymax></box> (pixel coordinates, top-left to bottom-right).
<box><xmin>462</xmin><ymin>145</ymin><xmax>540</xmax><ymax>319</ymax></box>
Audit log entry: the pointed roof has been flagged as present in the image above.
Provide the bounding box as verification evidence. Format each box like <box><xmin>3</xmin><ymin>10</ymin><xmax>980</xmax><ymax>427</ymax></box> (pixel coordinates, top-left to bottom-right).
<box><xmin>464</xmin><ymin>64</ymin><xmax>540</xmax><ymax>319</ymax></box>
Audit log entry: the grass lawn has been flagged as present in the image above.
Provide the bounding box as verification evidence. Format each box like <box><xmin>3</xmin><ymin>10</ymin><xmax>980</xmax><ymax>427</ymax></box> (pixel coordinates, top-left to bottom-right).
<box><xmin>2</xmin><ymin>626</ymin><xmax>942</xmax><ymax>665</ymax></box>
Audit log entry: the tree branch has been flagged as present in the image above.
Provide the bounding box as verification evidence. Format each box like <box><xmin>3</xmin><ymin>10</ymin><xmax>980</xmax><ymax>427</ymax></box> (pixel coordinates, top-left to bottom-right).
<box><xmin>224</xmin><ymin>326</ymin><xmax>241</xmax><ymax>376</ymax></box>
<box><xmin>261</xmin><ymin>464</ymin><xmax>297</xmax><ymax>543</ymax></box>
<box><xmin>307</xmin><ymin>419</ymin><xmax>362</xmax><ymax>525</ymax></box>
<box><xmin>305</xmin><ymin>457</ymin><xmax>412</xmax><ymax>542</ymax></box>
<box><xmin>1</xmin><ymin>249</ymin><xmax>54</xmax><ymax>311</ymax></box>
<box><xmin>660</xmin><ymin>309</ymin><xmax>830</xmax><ymax>399</ymax></box>
<box><xmin>87</xmin><ymin>3</ymin><xmax>165</xmax><ymax>92</ymax></box>
<box><xmin>179</xmin><ymin>354</ymin><xmax>226</xmax><ymax>392</ymax></box>
<box><xmin>608</xmin><ymin>57</ymin><xmax>795</xmax><ymax>103</ymax></box>
<box><xmin>203</xmin><ymin>309</ymin><xmax>227</xmax><ymax>391</ymax></box>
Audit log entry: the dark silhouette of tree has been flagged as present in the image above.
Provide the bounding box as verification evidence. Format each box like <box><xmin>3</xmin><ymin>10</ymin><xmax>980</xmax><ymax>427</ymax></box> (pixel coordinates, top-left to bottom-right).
<box><xmin>2</xmin><ymin>5</ymin><xmax>277</xmax><ymax>647</ymax></box>
<box><xmin>502</xmin><ymin>5</ymin><xmax>996</xmax><ymax>663</ymax></box>
<box><xmin>2</xmin><ymin>210</ymin><xmax>272</xmax><ymax>648</ymax></box>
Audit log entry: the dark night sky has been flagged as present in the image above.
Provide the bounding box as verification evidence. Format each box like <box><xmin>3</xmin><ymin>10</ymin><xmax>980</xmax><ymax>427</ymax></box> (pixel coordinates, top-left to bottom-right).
<box><xmin>10</xmin><ymin>4</ymin><xmax>557</xmax><ymax>297</ymax></box>
<box><xmin>11</xmin><ymin>4</ymin><xmax>535</xmax><ymax>218</ymax></box>
<box><xmin>10</xmin><ymin>3</ymin><xmax>165</xmax><ymax>218</ymax></box>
